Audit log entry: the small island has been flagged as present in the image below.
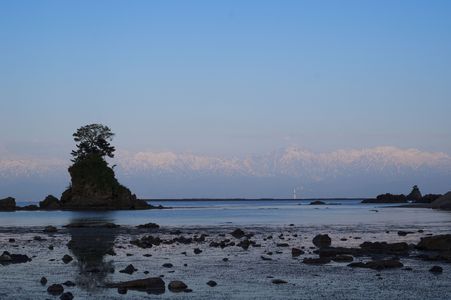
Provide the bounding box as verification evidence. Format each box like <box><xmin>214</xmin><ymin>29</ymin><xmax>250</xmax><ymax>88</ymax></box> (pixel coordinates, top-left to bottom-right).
<box><xmin>0</xmin><ymin>124</ymin><xmax>159</xmax><ymax>211</ymax></box>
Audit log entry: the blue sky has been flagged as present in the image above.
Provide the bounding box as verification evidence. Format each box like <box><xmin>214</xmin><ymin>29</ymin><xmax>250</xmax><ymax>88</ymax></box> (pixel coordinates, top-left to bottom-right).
<box><xmin>1</xmin><ymin>1</ymin><xmax>451</xmax><ymax>199</ymax></box>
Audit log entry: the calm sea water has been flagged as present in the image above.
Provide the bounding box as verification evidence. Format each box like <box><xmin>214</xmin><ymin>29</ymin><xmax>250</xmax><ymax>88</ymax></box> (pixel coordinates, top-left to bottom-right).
<box><xmin>1</xmin><ymin>199</ymin><xmax>450</xmax><ymax>227</ymax></box>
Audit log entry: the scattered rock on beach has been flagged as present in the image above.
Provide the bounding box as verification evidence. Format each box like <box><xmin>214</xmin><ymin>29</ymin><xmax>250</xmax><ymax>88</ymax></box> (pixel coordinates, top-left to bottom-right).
<box><xmin>292</xmin><ymin>248</ymin><xmax>304</xmax><ymax>257</ymax></box>
<box><xmin>231</xmin><ymin>228</ymin><xmax>246</xmax><ymax>239</ymax></box>
<box><xmin>312</xmin><ymin>234</ymin><xmax>331</xmax><ymax>248</ymax></box>
<box><xmin>194</xmin><ymin>248</ymin><xmax>202</xmax><ymax>254</ymax></box>
<box><xmin>332</xmin><ymin>255</ymin><xmax>354</xmax><ymax>262</ymax></box>
<box><xmin>272</xmin><ymin>279</ymin><xmax>288</xmax><ymax>284</ymax></box>
<box><xmin>62</xmin><ymin>254</ymin><xmax>73</xmax><ymax>264</ymax></box>
<box><xmin>40</xmin><ymin>277</ymin><xmax>48</xmax><ymax>285</ymax></box>
<box><xmin>0</xmin><ymin>251</ymin><xmax>31</xmax><ymax>264</ymax></box>
<box><xmin>162</xmin><ymin>263</ymin><xmax>173</xmax><ymax>268</ymax></box>
<box><xmin>429</xmin><ymin>266</ymin><xmax>443</xmax><ymax>274</ymax></box>
<box><xmin>63</xmin><ymin>281</ymin><xmax>76</xmax><ymax>287</ymax></box>
<box><xmin>207</xmin><ymin>280</ymin><xmax>217</xmax><ymax>287</ymax></box>
<box><xmin>60</xmin><ymin>292</ymin><xmax>74</xmax><ymax>300</ymax></box>
<box><xmin>417</xmin><ymin>235</ymin><xmax>451</xmax><ymax>251</ymax></box>
<box><xmin>168</xmin><ymin>280</ymin><xmax>188</xmax><ymax>292</ymax></box>
<box><xmin>119</xmin><ymin>264</ymin><xmax>138</xmax><ymax>274</ymax></box>
<box><xmin>106</xmin><ymin>277</ymin><xmax>165</xmax><ymax>294</ymax></box>
<box><xmin>47</xmin><ymin>284</ymin><xmax>64</xmax><ymax>295</ymax></box>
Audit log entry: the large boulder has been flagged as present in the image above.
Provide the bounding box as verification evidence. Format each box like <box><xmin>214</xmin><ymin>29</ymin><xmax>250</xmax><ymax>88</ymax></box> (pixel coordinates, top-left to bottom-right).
<box><xmin>312</xmin><ymin>234</ymin><xmax>331</xmax><ymax>248</ymax></box>
<box><xmin>0</xmin><ymin>197</ymin><xmax>16</xmax><ymax>211</ymax></box>
<box><xmin>60</xmin><ymin>155</ymin><xmax>150</xmax><ymax>210</ymax></box>
<box><xmin>39</xmin><ymin>195</ymin><xmax>61</xmax><ymax>210</ymax></box>
<box><xmin>417</xmin><ymin>234</ymin><xmax>451</xmax><ymax>251</ymax></box>
<box><xmin>430</xmin><ymin>192</ymin><xmax>451</xmax><ymax>210</ymax></box>
<box><xmin>406</xmin><ymin>185</ymin><xmax>422</xmax><ymax>202</ymax></box>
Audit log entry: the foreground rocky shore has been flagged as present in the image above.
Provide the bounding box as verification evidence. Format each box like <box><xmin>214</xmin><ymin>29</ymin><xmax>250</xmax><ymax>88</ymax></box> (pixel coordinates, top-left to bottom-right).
<box><xmin>0</xmin><ymin>222</ymin><xmax>450</xmax><ymax>299</ymax></box>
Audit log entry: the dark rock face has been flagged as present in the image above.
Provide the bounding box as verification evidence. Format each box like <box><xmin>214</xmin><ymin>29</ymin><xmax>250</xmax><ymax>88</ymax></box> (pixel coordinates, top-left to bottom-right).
<box><xmin>60</xmin><ymin>155</ymin><xmax>151</xmax><ymax>210</ymax></box>
<box><xmin>417</xmin><ymin>235</ymin><xmax>451</xmax><ymax>251</ymax></box>
<box><xmin>39</xmin><ymin>195</ymin><xmax>61</xmax><ymax>210</ymax></box>
<box><xmin>418</xmin><ymin>194</ymin><xmax>441</xmax><ymax>204</ymax></box>
<box><xmin>430</xmin><ymin>192</ymin><xmax>451</xmax><ymax>210</ymax></box>
<box><xmin>312</xmin><ymin>234</ymin><xmax>332</xmax><ymax>248</ymax></box>
<box><xmin>106</xmin><ymin>277</ymin><xmax>165</xmax><ymax>294</ymax></box>
<box><xmin>0</xmin><ymin>197</ymin><xmax>16</xmax><ymax>211</ymax></box>
<box><xmin>362</xmin><ymin>193</ymin><xmax>407</xmax><ymax>204</ymax></box>
<box><xmin>406</xmin><ymin>185</ymin><xmax>422</xmax><ymax>202</ymax></box>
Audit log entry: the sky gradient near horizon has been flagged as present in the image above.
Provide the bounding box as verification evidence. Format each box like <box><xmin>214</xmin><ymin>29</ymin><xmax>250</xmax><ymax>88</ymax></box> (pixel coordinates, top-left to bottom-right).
<box><xmin>1</xmin><ymin>1</ymin><xmax>451</xmax><ymax>200</ymax></box>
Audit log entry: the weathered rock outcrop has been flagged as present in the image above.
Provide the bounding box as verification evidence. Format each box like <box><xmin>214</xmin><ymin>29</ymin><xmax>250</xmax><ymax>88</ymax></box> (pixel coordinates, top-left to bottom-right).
<box><xmin>418</xmin><ymin>194</ymin><xmax>441</xmax><ymax>204</ymax></box>
<box><xmin>0</xmin><ymin>197</ymin><xmax>16</xmax><ymax>211</ymax></box>
<box><xmin>60</xmin><ymin>155</ymin><xmax>150</xmax><ymax>210</ymax></box>
<box><xmin>362</xmin><ymin>193</ymin><xmax>407</xmax><ymax>204</ymax></box>
<box><xmin>430</xmin><ymin>192</ymin><xmax>451</xmax><ymax>210</ymax></box>
<box><xmin>39</xmin><ymin>195</ymin><xmax>61</xmax><ymax>210</ymax></box>
<box><xmin>406</xmin><ymin>185</ymin><xmax>422</xmax><ymax>202</ymax></box>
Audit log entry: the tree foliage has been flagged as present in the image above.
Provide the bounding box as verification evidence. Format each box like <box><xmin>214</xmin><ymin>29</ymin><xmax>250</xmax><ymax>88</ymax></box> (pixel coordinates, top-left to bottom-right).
<box><xmin>70</xmin><ymin>124</ymin><xmax>115</xmax><ymax>162</ymax></box>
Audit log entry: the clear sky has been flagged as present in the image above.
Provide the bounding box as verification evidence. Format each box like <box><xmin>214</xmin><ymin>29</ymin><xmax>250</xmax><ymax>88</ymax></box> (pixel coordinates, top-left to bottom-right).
<box><xmin>1</xmin><ymin>1</ymin><xmax>451</xmax><ymax>199</ymax></box>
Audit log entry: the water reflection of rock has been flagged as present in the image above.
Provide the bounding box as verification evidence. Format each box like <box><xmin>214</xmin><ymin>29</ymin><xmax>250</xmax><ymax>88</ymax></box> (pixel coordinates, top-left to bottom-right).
<box><xmin>66</xmin><ymin>218</ymin><xmax>118</xmax><ymax>291</ymax></box>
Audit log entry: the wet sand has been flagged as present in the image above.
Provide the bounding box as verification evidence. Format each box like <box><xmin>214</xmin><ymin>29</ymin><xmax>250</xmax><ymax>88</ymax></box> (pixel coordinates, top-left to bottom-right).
<box><xmin>1</xmin><ymin>222</ymin><xmax>450</xmax><ymax>299</ymax></box>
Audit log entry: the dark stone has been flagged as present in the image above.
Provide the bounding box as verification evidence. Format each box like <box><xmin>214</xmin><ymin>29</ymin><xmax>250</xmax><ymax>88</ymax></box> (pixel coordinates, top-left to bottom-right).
<box><xmin>312</xmin><ymin>234</ymin><xmax>331</xmax><ymax>248</ymax></box>
<box><xmin>63</xmin><ymin>281</ymin><xmax>76</xmax><ymax>287</ymax></box>
<box><xmin>47</xmin><ymin>284</ymin><xmax>64</xmax><ymax>295</ymax></box>
<box><xmin>360</xmin><ymin>241</ymin><xmax>409</xmax><ymax>255</ymax></box>
<box><xmin>118</xmin><ymin>287</ymin><xmax>127</xmax><ymax>294</ymax></box>
<box><xmin>194</xmin><ymin>248</ymin><xmax>202</xmax><ymax>254</ymax></box>
<box><xmin>276</xmin><ymin>243</ymin><xmax>289</xmax><ymax>247</ymax></box>
<box><xmin>40</xmin><ymin>277</ymin><xmax>48</xmax><ymax>285</ymax></box>
<box><xmin>0</xmin><ymin>251</ymin><xmax>31</xmax><ymax>264</ymax></box>
<box><xmin>332</xmin><ymin>255</ymin><xmax>354</xmax><ymax>262</ymax></box>
<box><xmin>397</xmin><ymin>231</ymin><xmax>414</xmax><ymax>236</ymax></box>
<box><xmin>292</xmin><ymin>248</ymin><xmax>304</xmax><ymax>257</ymax></box>
<box><xmin>272</xmin><ymin>279</ymin><xmax>288</xmax><ymax>284</ymax></box>
<box><xmin>131</xmin><ymin>235</ymin><xmax>161</xmax><ymax>249</ymax></box>
<box><xmin>119</xmin><ymin>264</ymin><xmax>138</xmax><ymax>274</ymax></box>
<box><xmin>39</xmin><ymin>195</ymin><xmax>61</xmax><ymax>210</ymax></box>
<box><xmin>168</xmin><ymin>280</ymin><xmax>188</xmax><ymax>292</ymax></box>
<box><xmin>261</xmin><ymin>255</ymin><xmax>272</xmax><ymax>261</ymax></box>
<box><xmin>106</xmin><ymin>277</ymin><xmax>165</xmax><ymax>294</ymax></box>
<box><xmin>60</xmin><ymin>292</ymin><xmax>74</xmax><ymax>300</ymax></box>
<box><xmin>62</xmin><ymin>254</ymin><xmax>73</xmax><ymax>264</ymax></box>
<box><xmin>231</xmin><ymin>228</ymin><xmax>246</xmax><ymax>239</ymax></box>
<box><xmin>162</xmin><ymin>263</ymin><xmax>173</xmax><ymax>268</ymax></box>
<box><xmin>207</xmin><ymin>280</ymin><xmax>217</xmax><ymax>287</ymax></box>
<box><xmin>429</xmin><ymin>266</ymin><xmax>443</xmax><ymax>274</ymax></box>
<box><xmin>0</xmin><ymin>197</ymin><xmax>16</xmax><ymax>211</ymax></box>
<box><xmin>417</xmin><ymin>235</ymin><xmax>451</xmax><ymax>251</ymax></box>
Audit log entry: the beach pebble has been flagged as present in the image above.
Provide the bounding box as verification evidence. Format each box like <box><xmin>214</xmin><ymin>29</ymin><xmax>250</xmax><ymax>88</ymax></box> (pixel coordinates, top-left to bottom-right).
<box><xmin>62</xmin><ymin>254</ymin><xmax>73</xmax><ymax>264</ymax></box>
<box><xmin>429</xmin><ymin>266</ymin><xmax>443</xmax><ymax>274</ymax></box>
<box><xmin>207</xmin><ymin>280</ymin><xmax>217</xmax><ymax>287</ymax></box>
<box><xmin>168</xmin><ymin>280</ymin><xmax>188</xmax><ymax>292</ymax></box>
<box><xmin>119</xmin><ymin>264</ymin><xmax>137</xmax><ymax>274</ymax></box>
<box><xmin>60</xmin><ymin>292</ymin><xmax>74</xmax><ymax>300</ymax></box>
<box><xmin>47</xmin><ymin>284</ymin><xmax>64</xmax><ymax>295</ymax></box>
<box><xmin>40</xmin><ymin>277</ymin><xmax>47</xmax><ymax>285</ymax></box>
<box><xmin>272</xmin><ymin>279</ymin><xmax>287</xmax><ymax>284</ymax></box>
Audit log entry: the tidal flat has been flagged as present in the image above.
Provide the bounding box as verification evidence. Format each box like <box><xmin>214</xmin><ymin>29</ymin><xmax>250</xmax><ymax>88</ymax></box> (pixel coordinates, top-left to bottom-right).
<box><xmin>1</xmin><ymin>216</ymin><xmax>450</xmax><ymax>299</ymax></box>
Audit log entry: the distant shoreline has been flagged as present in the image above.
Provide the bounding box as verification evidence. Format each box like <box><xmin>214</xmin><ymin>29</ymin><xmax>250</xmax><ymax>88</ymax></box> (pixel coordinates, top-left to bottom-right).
<box><xmin>145</xmin><ymin>198</ymin><xmax>366</xmax><ymax>202</ymax></box>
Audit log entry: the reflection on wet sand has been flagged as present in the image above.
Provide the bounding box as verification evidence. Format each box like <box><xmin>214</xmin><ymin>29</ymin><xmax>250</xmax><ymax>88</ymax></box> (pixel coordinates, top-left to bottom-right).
<box><xmin>66</xmin><ymin>218</ymin><xmax>117</xmax><ymax>292</ymax></box>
